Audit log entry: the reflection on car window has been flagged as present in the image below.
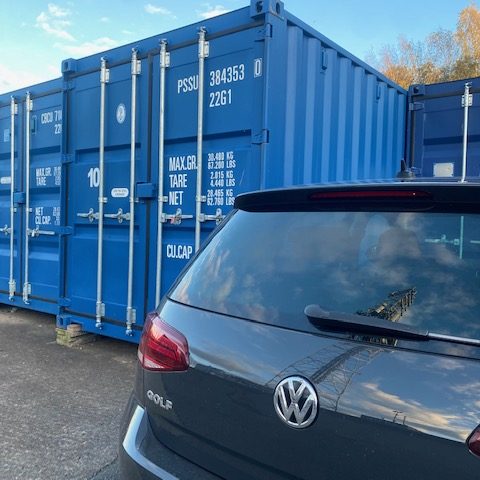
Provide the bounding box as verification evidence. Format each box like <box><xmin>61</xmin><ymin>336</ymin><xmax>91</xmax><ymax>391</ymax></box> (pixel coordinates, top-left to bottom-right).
<box><xmin>171</xmin><ymin>210</ymin><xmax>480</xmax><ymax>338</ymax></box>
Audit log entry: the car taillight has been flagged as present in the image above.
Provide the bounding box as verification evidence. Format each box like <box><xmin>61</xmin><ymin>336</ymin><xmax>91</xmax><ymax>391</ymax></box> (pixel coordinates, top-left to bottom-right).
<box><xmin>309</xmin><ymin>190</ymin><xmax>432</xmax><ymax>200</ymax></box>
<box><xmin>137</xmin><ymin>313</ymin><xmax>189</xmax><ymax>371</ymax></box>
<box><xmin>468</xmin><ymin>426</ymin><xmax>480</xmax><ymax>457</ymax></box>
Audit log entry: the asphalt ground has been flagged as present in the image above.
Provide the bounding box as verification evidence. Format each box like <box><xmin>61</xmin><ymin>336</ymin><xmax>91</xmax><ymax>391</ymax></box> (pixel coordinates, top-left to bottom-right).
<box><xmin>0</xmin><ymin>306</ymin><xmax>138</xmax><ymax>480</ymax></box>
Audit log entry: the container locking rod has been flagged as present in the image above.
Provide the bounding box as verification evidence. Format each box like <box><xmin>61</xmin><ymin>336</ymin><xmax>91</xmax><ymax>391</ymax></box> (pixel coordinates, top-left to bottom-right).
<box><xmin>9</xmin><ymin>97</ymin><xmax>17</xmax><ymax>300</ymax></box>
<box><xmin>460</xmin><ymin>82</ymin><xmax>472</xmax><ymax>183</ymax></box>
<box><xmin>155</xmin><ymin>40</ymin><xmax>170</xmax><ymax>306</ymax></box>
<box><xmin>126</xmin><ymin>48</ymin><xmax>141</xmax><ymax>336</ymax></box>
<box><xmin>194</xmin><ymin>27</ymin><xmax>209</xmax><ymax>253</ymax></box>
<box><xmin>95</xmin><ymin>57</ymin><xmax>109</xmax><ymax>328</ymax></box>
<box><xmin>23</xmin><ymin>92</ymin><xmax>33</xmax><ymax>304</ymax></box>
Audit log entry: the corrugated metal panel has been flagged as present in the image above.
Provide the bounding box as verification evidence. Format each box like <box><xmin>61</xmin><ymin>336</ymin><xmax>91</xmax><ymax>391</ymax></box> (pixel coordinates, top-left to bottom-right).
<box><xmin>0</xmin><ymin>79</ymin><xmax>62</xmax><ymax>313</ymax></box>
<box><xmin>407</xmin><ymin>77</ymin><xmax>480</xmax><ymax>179</ymax></box>
<box><xmin>261</xmin><ymin>11</ymin><xmax>406</xmax><ymax>188</ymax></box>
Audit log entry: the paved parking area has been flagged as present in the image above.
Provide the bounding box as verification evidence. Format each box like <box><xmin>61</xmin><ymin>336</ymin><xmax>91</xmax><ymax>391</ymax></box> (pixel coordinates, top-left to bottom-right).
<box><xmin>0</xmin><ymin>306</ymin><xmax>138</xmax><ymax>480</ymax></box>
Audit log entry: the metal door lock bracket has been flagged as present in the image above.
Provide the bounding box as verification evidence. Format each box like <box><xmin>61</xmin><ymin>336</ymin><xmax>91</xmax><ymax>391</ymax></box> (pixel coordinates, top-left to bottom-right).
<box><xmin>77</xmin><ymin>208</ymin><xmax>100</xmax><ymax>223</ymax></box>
<box><xmin>104</xmin><ymin>208</ymin><xmax>130</xmax><ymax>223</ymax></box>
<box><xmin>0</xmin><ymin>225</ymin><xmax>11</xmax><ymax>235</ymax></box>
<box><xmin>8</xmin><ymin>280</ymin><xmax>16</xmax><ymax>300</ymax></box>
<box><xmin>161</xmin><ymin>208</ymin><xmax>193</xmax><ymax>225</ymax></box>
<box><xmin>462</xmin><ymin>93</ymin><xmax>473</xmax><ymax>107</ymax></box>
<box><xmin>27</xmin><ymin>227</ymin><xmax>56</xmax><ymax>237</ymax></box>
<box><xmin>199</xmin><ymin>208</ymin><xmax>224</xmax><ymax>224</ymax></box>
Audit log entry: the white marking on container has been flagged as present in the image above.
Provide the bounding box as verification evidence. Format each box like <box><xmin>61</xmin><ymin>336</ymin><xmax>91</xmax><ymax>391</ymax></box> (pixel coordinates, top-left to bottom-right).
<box><xmin>433</xmin><ymin>162</ymin><xmax>454</xmax><ymax>178</ymax></box>
<box><xmin>116</xmin><ymin>103</ymin><xmax>126</xmax><ymax>124</ymax></box>
<box><xmin>111</xmin><ymin>187</ymin><xmax>129</xmax><ymax>198</ymax></box>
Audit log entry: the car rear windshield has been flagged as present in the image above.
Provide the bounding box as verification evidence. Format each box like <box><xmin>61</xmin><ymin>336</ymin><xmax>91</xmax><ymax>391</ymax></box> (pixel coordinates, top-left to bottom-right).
<box><xmin>170</xmin><ymin>209</ymin><xmax>480</xmax><ymax>339</ymax></box>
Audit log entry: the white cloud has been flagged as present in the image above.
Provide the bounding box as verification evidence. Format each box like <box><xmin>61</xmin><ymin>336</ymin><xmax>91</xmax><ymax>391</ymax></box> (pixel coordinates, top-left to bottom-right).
<box><xmin>48</xmin><ymin>3</ymin><xmax>70</xmax><ymax>18</ymax></box>
<box><xmin>198</xmin><ymin>3</ymin><xmax>230</xmax><ymax>19</ymax></box>
<box><xmin>0</xmin><ymin>64</ymin><xmax>50</xmax><ymax>94</ymax></box>
<box><xmin>100</xmin><ymin>17</ymin><xmax>110</xmax><ymax>23</ymax></box>
<box><xmin>36</xmin><ymin>4</ymin><xmax>75</xmax><ymax>41</ymax></box>
<box><xmin>54</xmin><ymin>37</ymin><xmax>118</xmax><ymax>58</ymax></box>
<box><xmin>144</xmin><ymin>3</ymin><xmax>172</xmax><ymax>15</ymax></box>
<box><xmin>122</xmin><ymin>30</ymin><xmax>134</xmax><ymax>35</ymax></box>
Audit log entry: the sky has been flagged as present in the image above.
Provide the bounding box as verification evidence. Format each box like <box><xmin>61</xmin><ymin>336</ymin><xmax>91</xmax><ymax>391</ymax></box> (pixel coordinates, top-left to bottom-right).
<box><xmin>0</xmin><ymin>0</ymin><xmax>473</xmax><ymax>94</ymax></box>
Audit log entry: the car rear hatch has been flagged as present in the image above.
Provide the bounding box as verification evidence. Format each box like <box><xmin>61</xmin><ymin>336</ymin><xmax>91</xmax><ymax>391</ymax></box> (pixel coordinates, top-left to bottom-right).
<box><xmin>141</xmin><ymin>184</ymin><xmax>480</xmax><ymax>479</ymax></box>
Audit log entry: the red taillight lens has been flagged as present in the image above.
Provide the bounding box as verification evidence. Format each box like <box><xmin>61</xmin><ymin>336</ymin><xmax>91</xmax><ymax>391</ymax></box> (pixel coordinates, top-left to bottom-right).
<box><xmin>468</xmin><ymin>427</ymin><xmax>480</xmax><ymax>457</ymax></box>
<box><xmin>309</xmin><ymin>190</ymin><xmax>432</xmax><ymax>200</ymax></box>
<box><xmin>138</xmin><ymin>313</ymin><xmax>189</xmax><ymax>371</ymax></box>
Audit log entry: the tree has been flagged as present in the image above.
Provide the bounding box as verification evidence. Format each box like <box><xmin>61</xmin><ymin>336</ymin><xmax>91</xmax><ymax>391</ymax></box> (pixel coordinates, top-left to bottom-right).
<box><xmin>371</xmin><ymin>3</ymin><xmax>480</xmax><ymax>89</ymax></box>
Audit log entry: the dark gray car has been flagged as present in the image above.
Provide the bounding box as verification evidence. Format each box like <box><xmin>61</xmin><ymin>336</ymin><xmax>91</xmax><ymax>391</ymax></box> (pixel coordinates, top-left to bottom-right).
<box><xmin>119</xmin><ymin>182</ymin><xmax>480</xmax><ymax>479</ymax></box>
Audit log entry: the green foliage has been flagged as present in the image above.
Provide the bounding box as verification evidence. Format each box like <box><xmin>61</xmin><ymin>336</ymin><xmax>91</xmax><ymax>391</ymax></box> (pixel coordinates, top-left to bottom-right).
<box><xmin>370</xmin><ymin>4</ymin><xmax>480</xmax><ymax>89</ymax></box>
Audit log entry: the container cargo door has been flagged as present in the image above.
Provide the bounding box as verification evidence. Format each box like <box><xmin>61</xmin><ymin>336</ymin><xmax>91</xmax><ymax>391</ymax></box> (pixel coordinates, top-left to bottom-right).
<box><xmin>24</xmin><ymin>90</ymin><xmax>63</xmax><ymax>310</ymax></box>
<box><xmin>0</xmin><ymin>84</ymin><xmax>62</xmax><ymax>313</ymax></box>
<box><xmin>150</xmin><ymin>23</ymin><xmax>265</xmax><ymax>307</ymax></box>
<box><xmin>0</xmin><ymin>98</ymin><xmax>21</xmax><ymax>305</ymax></box>
<box><xmin>61</xmin><ymin>51</ymin><xmax>151</xmax><ymax>342</ymax></box>
<box><xmin>407</xmin><ymin>78</ymin><xmax>480</xmax><ymax>178</ymax></box>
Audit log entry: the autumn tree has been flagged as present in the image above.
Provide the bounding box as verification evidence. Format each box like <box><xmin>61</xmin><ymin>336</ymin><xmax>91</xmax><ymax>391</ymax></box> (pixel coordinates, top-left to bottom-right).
<box><xmin>370</xmin><ymin>3</ymin><xmax>480</xmax><ymax>89</ymax></box>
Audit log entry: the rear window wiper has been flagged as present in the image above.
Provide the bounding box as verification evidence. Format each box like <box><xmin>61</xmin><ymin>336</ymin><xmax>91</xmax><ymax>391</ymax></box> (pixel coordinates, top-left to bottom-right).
<box><xmin>304</xmin><ymin>305</ymin><xmax>480</xmax><ymax>347</ymax></box>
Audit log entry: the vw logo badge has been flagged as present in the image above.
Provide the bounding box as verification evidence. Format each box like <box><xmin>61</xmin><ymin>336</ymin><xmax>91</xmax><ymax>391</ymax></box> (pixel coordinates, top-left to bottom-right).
<box><xmin>274</xmin><ymin>376</ymin><xmax>318</xmax><ymax>429</ymax></box>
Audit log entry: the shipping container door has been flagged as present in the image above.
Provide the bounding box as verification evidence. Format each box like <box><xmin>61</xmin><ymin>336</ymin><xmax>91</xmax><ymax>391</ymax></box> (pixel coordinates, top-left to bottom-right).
<box><xmin>0</xmin><ymin>85</ymin><xmax>62</xmax><ymax>313</ymax></box>
<box><xmin>61</xmin><ymin>53</ymin><xmax>150</xmax><ymax>342</ymax></box>
<box><xmin>149</xmin><ymin>23</ymin><xmax>265</xmax><ymax>308</ymax></box>
<box><xmin>25</xmin><ymin>90</ymin><xmax>63</xmax><ymax>311</ymax></box>
<box><xmin>0</xmin><ymin>98</ymin><xmax>21</xmax><ymax>305</ymax></box>
<box><xmin>407</xmin><ymin>79</ymin><xmax>480</xmax><ymax>178</ymax></box>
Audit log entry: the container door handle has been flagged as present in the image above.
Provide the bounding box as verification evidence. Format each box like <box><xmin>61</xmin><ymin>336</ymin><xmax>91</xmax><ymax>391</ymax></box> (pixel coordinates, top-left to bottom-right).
<box><xmin>77</xmin><ymin>208</ymin><xmax>100</xmax><ymax>222</ymax></box>
<box><xmin>104</xmin><ymin>208</ymin><xmax>131</xmax><ymax>223</ymax></box>
<box><xmin>27</xmin><ymin>227</ymin><xmax>56</xmax><ymax>237</ymax></box>
<box><xmin>161</xmin><ymin>208</ymin><xmax>193</xmax><ymax>225</ymax></box>
<box><xmin>199</xmin><ymin>208</ymin><xmax>224</xmax><ymax>225</ymax></box>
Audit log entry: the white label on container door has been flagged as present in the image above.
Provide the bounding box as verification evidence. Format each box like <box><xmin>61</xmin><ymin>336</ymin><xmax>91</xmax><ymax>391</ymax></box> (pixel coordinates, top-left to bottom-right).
<box><xmin>433</xmin><ymin>162</ymin><xmax>454</xmax><ymax>177</ymax></box>
<box><xmin>111</xmin><ymin>187</ymin><xmax>129</xmax><ymax>198</ymax></box>
<box><xmin>116</xmin><ymin>103</ymin><xmax>126</xmax><ymax>124</ymax></box>
<box><xmin>3</xmin><ymin>129</ymin><xmax>10</xmax><ymax>143</ymax></box>
<box><xmin>0</xmin><ymin>176</ymin><xmax>11</xmax><ymax>184</ymax></box>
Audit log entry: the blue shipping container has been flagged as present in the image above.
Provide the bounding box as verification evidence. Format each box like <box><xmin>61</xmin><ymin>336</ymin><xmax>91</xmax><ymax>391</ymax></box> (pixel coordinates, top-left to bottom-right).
<box><xmin>0</xmin><ymin>0</ymin><xmax>407</xmax><ymax>342</ymax></box>
<box><xmin>0</xmin><ymin>79</ymin><xmax>63</xmax><ymax>314</ymax></box>
<box><xmin>407</xmin><ymin>77</ymin><xmax>480</xmax><ymax>179</ymax></box>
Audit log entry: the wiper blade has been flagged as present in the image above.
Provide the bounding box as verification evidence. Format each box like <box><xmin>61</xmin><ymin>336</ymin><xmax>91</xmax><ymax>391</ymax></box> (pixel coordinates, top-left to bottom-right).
<box><xmin>304</xmin><ymin>304</ymin><xmax>428</xmax><ymax>341</ymax></box>
<box><xmin>305</xmin><ymin>305</ymin><xmax>480</xmax><ymax>347</ymax></box>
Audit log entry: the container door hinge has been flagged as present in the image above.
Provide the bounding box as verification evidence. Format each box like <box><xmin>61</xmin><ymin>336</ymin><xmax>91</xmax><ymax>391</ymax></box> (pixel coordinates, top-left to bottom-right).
<box><xmin>256</xmin><ymin>23</ymin><xmax>273</xmax><ymax>41</ymax></box>
<box><xmin>62</xmin><ymin>154</ymin><xmax>73</xmax><ymax>164</ymax></box>
<box><xmin>253</xmin><ymin>129</ymin><xmax>269</xmax><ymax>144</ymax></box>
<box><xmin>409</xmin><ymin>102</ymin><xmax>424</xmax><ymax>111</ymax></box>
<box><xmin>462</xmin><ymin>93</ymin><xmax>473</xmax><ymax>107</ymax></box>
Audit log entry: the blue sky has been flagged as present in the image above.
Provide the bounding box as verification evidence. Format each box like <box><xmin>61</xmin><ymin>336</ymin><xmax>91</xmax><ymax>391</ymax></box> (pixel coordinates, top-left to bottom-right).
<box><xmin>0</xmin><ymin>0</ymin><xmax>473</xmax><ymax>94</ymax></box>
